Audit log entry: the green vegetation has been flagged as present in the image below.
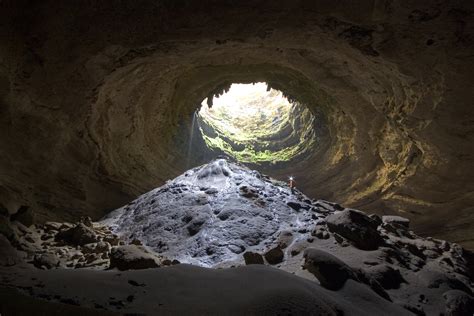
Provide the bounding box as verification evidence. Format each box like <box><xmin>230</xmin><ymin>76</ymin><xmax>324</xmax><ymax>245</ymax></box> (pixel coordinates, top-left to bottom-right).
<box><xmin>197</xmin><ymin>83</ymin><xmax>316</xmax><ymax>164</ymax></box>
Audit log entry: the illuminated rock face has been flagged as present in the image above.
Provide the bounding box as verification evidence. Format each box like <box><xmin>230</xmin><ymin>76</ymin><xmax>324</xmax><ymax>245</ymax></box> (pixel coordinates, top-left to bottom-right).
<box><xmin>196</xmin><ymin>83</ymin><xmax>317</xmax><ymax>164</ymax></box>
<box><xmin>102</xmin><ymin>159</ymin><xmax>319</xmax><ymax>267</ymax></box>
<box><xmin>0</xmin><ymin>1</ymin><xmax>473</xmax><ymax>249</ymax></box>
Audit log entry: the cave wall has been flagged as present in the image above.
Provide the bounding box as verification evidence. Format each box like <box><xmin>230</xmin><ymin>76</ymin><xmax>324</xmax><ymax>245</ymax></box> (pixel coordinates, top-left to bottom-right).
<box><xmin>0</xmin><ymin>0</ymin><xmax>473</xmax><ymax>248</ymax></box>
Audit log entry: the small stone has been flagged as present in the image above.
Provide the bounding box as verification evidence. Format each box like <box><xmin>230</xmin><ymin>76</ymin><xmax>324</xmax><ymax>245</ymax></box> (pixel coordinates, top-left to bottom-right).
<box><xmin>55</xmin><ymin>223</ymin><xmax>98</xmax><ymax>246</ymax></box>
<box><xmin>130</xmin><ymin>239</ymin><xmax>142</xmax><ymax>246</ymax></box>
<box><xmin>80</xmin><ymin>216</ymin><xmax>93</xmax><ymax>227</ymax></box>
<box><xmin>287</xmin><ymin>201</ymin><xmax>302</xmax><ymax>211</ymax></box>
<box><xmin>162</xmin><ymin>259</ymin><xmax>172</xmax><ymax>266</ymax></box>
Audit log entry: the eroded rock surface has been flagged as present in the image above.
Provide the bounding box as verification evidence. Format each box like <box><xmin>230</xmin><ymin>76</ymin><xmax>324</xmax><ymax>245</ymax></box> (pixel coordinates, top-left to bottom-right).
<box><xmin>0</xmin><ymin>159</ymin><xmax>473</xmax><ymax>315</ymax></box>
<box><xmin>0</xmin><ymin>1</ymin><xmax>473</xmax><ymax>249</ymax></box>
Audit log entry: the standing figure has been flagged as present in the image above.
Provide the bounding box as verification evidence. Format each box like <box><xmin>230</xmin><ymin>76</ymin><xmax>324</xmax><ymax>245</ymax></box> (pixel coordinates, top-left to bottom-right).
<box><xmin>289</xmin><ymin>176</ymin><xmax>296</xmax><ymax>194</ymax></box>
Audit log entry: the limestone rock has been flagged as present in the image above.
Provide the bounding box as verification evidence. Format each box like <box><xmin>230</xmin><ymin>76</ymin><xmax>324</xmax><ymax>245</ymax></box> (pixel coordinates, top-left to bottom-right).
<box><xmin>365</xmin><ymin>265</ymin><xmax>406</xmax><ymax>290</ymax></box>
<box><xmin>443</xmin><ymin>290</ymin><xmax>474</xmax><ymax>316</ymax></box>
<box><xmin>276</xmin><ymin>230</ymin><xmax>294</xmax><ymax>249</ymax></box>
<box><xmin>33</xmin><ymin>253</ymin><xmax>59</xmax><ymax>269</ymax></box>
<box><xmin>109</xmin><ymin>245</ymin><xmax>159</xmax><ymax>270</ymax></box>
<box><xmin>303</xmin><ymin>248</ymin><xmax>354</xmax><ymax>290</ymax></box>
<box><xmin>326</xmin><ymin>209</ymin><xmax>384</xmax><ymax>250</ymax></box>
<box><xmin>243</xmin><ymin>251</ymin><xmax>264</xmax><ymax>265</ymax></box>
<box><xmin>264</xmin><ymin>246</ymin><xmax>284</xmax><ymax>265</ymax></box>
<box><xmin>55</xmin><ymin>223</ymin><xmax>98</xmax><ymax>246</ymax></box>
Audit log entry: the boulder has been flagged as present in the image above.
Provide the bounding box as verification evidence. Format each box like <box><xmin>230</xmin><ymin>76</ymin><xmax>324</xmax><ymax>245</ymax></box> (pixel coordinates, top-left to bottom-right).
<box><xmin>303</xmin><ymin>248</ymin><xmax>354</xmax><ymax>290</ymax></box>
<box><xmin>287</xmin><ymin>201</ymin><xmax>303</xmax><ymax>211</ymax></box>
<box><xmin>421</xmin><ymin>270</ymin><xmax>472</xmax><ymax>295</ymax></box>
<box><xmin>33</xmin><ymin>253</ymin><xmax>60</xmax><ymax>269</ymax></box>
<box><xmin>382</xmin><ymin>215</ymin><xmax>410</xmax><ymax>228</ymax></box>
<box><xmin>326</xmin><ymin>209</ymin><xmax>384</xmax><ymax>250</ymax></box>
<box><xmin>11</xmin><ymin>206</ymin><xmax>34</xmax><ymax>227</ymax></box>
<box><xmin>365</xmin><ymin>264</ymin><xmax>406</xmax><ymax>289</ymax></box>
<box><xmin>243</xmin><ymin>251</ymin><xmax>264</xmax><ymax>265</ymax></box>
<box><xmin>109</xmin><ymin>245</ymin><xmax>159</xmax><ymax>270</ymax></box>
<box><xmin>55</xmin><ymin>223</ymin><xmax>98</xmax><ymax>246</ymax></box>
<box><xmin>264</xmin><ymin>246</ymin><xmax>284</xmax><ymax>265</ymax></box>
<box><xmin>443</xmin><ymin>290</ymin><xmax>474</xmax><ymax>316</ymax></box>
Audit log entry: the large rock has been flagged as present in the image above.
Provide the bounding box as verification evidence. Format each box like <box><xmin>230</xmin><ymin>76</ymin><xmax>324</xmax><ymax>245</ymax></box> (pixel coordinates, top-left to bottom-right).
<box><xmin>443</xmin><ymin>290</ymin><xmax>474</xmax><ymax>316</ymax></box>
<box><xmin>109</xmin><ymin>245</ymin><xmax>159</xmax><ymax>270</ymax></box>
<box><xmin>82</xmin><ymin>241</ymin><xmax>111</xmax><ymax>254</ymax></box>
<box><xmin>243</xmin><ymin>251</ymin><xmax>264</xmax><ymax>265</ymax></box>
<box><xmin>55</xmin><ymin>223</ymin><xmax>98</xmax><ymax>246</ymax></box>
<box><xmin>303</xmin><ymin>248</ymin><xmax>354</xmax><ymax>290</ymax></box>
<box><xmin>264</xmin><ymin>246</ymin><xmax>284</xmax><ymax>265</ymax></box>
<box><xmin>365</xmin><ymin>265</ymin><xmax>406</xmax><ymax>290</ymax></box>
<box><xmin>33</xmin><ymin>253</ymin><xmax>60</xmax><ymax>269</ymax></box>
<box><xmin>326</xmin><ymin>209</ymin><xmax>384</xmax><ymax>250</ymax></box>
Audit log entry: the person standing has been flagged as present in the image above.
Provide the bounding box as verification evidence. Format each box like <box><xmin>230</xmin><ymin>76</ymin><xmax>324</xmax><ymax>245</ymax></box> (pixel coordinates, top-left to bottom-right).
<box><xmin>289</xmin><ymin>176</ymin><xmax>296</xmax><ymax>194</ymax></box>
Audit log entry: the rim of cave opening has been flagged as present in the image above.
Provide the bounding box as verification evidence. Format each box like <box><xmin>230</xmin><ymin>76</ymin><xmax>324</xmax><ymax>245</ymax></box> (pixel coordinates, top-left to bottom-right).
<box><xmin>195</xmin><ymin>82</ymin><xmax>317</xmax><ymax>166</ymax></box>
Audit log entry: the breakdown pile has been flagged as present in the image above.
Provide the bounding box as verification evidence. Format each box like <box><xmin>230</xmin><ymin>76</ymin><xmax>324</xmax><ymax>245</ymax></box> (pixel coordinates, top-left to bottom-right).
<box><xmin>0</xmin><ymin>159</ymin><xmax>473</xmax><ymax>315</ymax></box>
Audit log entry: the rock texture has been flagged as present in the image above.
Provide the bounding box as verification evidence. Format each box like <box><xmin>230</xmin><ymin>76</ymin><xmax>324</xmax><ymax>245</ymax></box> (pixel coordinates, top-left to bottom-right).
<box><xmin>1</xmin><ymin>159</ymin><xmax>473</xmax><ymax>315</ymax></box>
<box><xmin>0</xmin><ymin>1</ymin><xmax>473</xmax><ymax>249</ymax></box>
<box><xmin>109</xmin><ymin>245</ymin><xmax>159</xmax><ymax>271</ymax></box>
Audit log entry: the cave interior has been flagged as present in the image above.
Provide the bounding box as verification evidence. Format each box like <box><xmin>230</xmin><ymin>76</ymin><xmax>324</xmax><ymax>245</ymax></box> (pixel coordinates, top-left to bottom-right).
<box><xmin>1</xmin><ymin>1</ymin><xmax>474</xmax><ymax>315</ymax></box>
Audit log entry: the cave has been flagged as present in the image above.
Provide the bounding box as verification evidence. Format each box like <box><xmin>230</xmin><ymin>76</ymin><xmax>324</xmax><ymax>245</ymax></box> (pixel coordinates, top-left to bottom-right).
<box><xmin>1</xmin><ymin>1</ymin><xmax>474</xmax><ymax>315</ymax></box>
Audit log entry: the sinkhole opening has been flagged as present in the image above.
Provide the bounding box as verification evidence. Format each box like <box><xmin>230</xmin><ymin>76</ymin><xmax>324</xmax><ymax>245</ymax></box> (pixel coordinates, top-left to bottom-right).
<box><xmin>196</xmin><ymin>82</ymin><xmax>317</xmax><ymax>165</ymax></box>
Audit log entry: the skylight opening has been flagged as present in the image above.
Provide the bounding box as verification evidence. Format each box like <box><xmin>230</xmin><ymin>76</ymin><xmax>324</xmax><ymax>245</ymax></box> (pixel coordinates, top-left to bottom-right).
<box><xmin>196</xmin><ymin>82</ymin><xmax>316</xmax><ymax>164</ymax></box>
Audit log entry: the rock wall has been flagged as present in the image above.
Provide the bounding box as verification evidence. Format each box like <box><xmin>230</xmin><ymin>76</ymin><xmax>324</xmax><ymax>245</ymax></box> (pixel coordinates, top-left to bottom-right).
<box><xmin>0</xmin><ymin>0</ymin><xmax>473</xmax><ymax>248</ymax></box>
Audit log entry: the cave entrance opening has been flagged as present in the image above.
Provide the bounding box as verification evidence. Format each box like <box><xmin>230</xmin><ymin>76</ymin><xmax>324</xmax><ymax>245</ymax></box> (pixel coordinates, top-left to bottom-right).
<box><xmin>196</xmin><ymin>82</ymin><xmax>317</xmax><ymax>165</ymax></box>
